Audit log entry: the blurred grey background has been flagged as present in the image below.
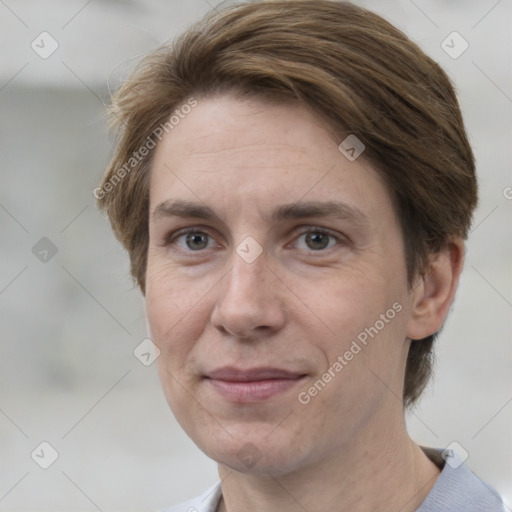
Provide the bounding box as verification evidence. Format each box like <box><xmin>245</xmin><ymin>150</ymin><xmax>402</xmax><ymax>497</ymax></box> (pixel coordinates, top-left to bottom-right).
<box><xmin>1</xmin><ymin>0</ymin><xmax>511</xmax><ymax>510</ymax></box>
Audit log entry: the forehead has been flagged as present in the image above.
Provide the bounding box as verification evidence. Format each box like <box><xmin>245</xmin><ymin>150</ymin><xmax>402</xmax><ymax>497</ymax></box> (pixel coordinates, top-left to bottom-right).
<box><xmin>149</xmin><ymin>94</ymin><xmax>393</xmax><ymax>225</ymax></box>
<box><xmin>154</xmin><ymin>94</ymin><xmax>338</xmax><ymax>167</ymax></box>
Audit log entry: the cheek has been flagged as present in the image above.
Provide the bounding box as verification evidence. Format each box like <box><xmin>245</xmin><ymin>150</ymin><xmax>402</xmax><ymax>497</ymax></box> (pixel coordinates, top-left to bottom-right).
<box><xmin>304</xmin><ymin>266</ymin><xmax>408</xmax><ymax>370</ymax></box>
<box><xmin>144</xmin><ymin>263</ymin><xmax>218</xmax><ymax>371</ymax></box>
<box><xmin>146</xmin><ymin>256</ymin><xmax>198</xmax><ymax>323</ymax></box>
<box><xmin>304</xmin><ymin>270</ymin><xmax>384</xmax><ymax>338</ymax></box>
<box><xmin>145</xmin><ymin>265</ymin><xmax>189</xmax><ymax>355</ymax></box>
<box><xmin>145</xmin><ymin>274</ymin><xmax>211</xmax><ymax>419</ymax></box>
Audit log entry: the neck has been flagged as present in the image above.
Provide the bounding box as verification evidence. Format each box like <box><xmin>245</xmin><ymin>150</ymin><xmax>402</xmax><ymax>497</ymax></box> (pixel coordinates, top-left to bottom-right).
<box><xmin>216</xmin><ymin>412</ymin><xmax>440</xmax><ymax>512</ymax></box>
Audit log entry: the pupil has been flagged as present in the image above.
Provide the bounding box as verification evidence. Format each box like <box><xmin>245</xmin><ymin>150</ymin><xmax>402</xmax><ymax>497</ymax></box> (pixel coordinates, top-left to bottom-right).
<box><xmin>306</xmin><ymin>232</ymin><xmax>329</xmax><ymax>250</ymax></box>
<box><xmin>186</xmin><ymin>232</ymin><xmax>208</xmax><ymax>250</ymax></box>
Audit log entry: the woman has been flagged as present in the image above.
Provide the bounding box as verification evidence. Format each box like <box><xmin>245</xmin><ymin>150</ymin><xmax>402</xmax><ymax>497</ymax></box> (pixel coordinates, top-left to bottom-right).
<box><xmin>97</xmin><ymin>2</ymin><xmax>505</xmax><ymax>510</ymax></box>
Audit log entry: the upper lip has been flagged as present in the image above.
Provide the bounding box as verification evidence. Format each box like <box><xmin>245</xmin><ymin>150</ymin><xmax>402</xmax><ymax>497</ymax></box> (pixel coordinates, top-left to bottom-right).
<box><xmin>206</xmin><ymin>367</ymin><xmax>306</xmax><ymax>382</ymax></box>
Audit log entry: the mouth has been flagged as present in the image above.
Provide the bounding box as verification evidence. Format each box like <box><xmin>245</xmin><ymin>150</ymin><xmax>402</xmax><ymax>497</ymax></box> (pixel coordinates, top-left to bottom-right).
<box><xmin>204</xmin><ymin>367</ymin><xmax>307</xmax><ymax>403</ymax></box>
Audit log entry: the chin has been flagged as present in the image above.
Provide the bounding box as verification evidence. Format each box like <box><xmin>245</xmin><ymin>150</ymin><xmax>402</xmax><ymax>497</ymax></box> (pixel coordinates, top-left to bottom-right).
<box><xmin>194</xmin><ymin>429</ymin><xmax>310</xmax><ymax>477</ymax></box>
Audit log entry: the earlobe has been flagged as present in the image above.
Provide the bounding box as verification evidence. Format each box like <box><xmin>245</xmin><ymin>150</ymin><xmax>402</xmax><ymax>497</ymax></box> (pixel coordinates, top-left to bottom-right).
<box><xmin>406</xmin><ymin>238</ymin><xmax>465</xmax><ymax>341</ymax></box>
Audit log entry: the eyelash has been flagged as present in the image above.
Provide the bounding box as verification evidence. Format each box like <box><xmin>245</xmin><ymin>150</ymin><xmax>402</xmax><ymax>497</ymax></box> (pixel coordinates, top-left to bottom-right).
<box><xmin>164</xmin><ymin>226</ymin><xmax>344</xmax><ymax>254</ymax></box>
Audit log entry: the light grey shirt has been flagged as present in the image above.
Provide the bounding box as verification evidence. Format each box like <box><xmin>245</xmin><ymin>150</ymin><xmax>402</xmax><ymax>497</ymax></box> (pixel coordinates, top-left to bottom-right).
<box><xmin>416</xmin><ymin>448</ymin><xmax>505</xmax><ymax>511</ymax></box>
<box><xmin>162</xmin><ymin>448</ymin><xmax>505</xmax><ymax>512</ymax></box>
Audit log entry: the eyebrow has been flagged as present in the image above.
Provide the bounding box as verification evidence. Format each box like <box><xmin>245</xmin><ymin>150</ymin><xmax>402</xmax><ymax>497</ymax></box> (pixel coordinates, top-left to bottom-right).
<box><xmin>152</xmin><ymin>200</ymin><xmax>222</xmax><ymax>222</ymax></box>
<box><xmin>272</xmin><ymin>201</ymin><xmax>367</xmax><ymax>225</ymax></box>
<box><xmin>152</xmin><ymin>199</ymin><xmax>368</xmax><ymax>226</ymax></box>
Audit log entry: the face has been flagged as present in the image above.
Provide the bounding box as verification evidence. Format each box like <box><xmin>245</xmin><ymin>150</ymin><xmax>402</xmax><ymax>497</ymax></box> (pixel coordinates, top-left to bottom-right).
<box><xmin>145</xmin><ymin>94</ymin><xmax>415</xmax><ymax>476</ymax></box>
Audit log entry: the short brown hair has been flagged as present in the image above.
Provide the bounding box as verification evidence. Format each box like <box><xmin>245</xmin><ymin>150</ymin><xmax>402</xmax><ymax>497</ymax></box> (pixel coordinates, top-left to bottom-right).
<box><xmin>97</xmin><ymin>0</ymin><xmax>477</xmax><ymax>407</ymax></box>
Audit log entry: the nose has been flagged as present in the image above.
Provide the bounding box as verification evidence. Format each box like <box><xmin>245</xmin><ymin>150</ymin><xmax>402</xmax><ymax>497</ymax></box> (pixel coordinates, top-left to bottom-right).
<box><xmin>210</xmin><ymin>248</ymin><xmax>286</xmax><ymax>340</ymax></box>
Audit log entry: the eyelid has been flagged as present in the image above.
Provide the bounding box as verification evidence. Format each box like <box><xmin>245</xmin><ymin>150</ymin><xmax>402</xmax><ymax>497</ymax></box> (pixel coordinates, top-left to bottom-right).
<box><xmin>161</xmin><ymin>224</ymin><xmax>346</xmax><ymax>252</ymax></box>
<box><xmin>163</xmin><ymin>225</ymin><xmax>219</xmax><ymax>248</ymax></box>
<box><xmin>289</xmin><ymin>225</ymin><xmax>345</xmax><ymax>247</ymax></box>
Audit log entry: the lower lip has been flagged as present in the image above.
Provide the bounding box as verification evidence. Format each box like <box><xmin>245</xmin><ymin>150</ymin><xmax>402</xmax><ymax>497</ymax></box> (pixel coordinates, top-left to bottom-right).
<box><xmin>206</xmin><ymin>377</ymin><xmax>305</xmax><ymax>403</ymax></box>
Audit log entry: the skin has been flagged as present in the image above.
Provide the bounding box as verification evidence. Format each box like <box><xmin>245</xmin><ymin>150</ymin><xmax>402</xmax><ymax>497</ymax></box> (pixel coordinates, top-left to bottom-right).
<box><xmin>145</xmin><ymin>94</ymin><xmax>464</xmax><ymax>512</ymax></box>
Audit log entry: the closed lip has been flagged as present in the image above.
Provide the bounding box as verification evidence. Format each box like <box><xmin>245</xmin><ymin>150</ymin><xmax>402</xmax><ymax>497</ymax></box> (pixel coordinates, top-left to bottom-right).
<box><xmin>205</xmin><ymin>366</ymin><xmax>306</xmax><ymax>381</ymax></box>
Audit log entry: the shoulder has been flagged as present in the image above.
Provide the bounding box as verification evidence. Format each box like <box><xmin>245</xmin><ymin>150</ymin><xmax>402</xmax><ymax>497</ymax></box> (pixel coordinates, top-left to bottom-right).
<box><xmin>160</xmin><ymin>482</ymin><xmax>222</xmax><ymax>512</ymax></box>
<box><xmin>417</xmin><ymin>448</ymin><xmax>506</xmax><ymax>512</ymax></box>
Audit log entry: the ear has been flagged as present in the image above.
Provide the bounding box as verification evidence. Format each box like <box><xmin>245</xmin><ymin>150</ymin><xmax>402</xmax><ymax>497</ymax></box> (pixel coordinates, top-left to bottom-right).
<box><xmin>406</xmin><ymin>238</ymin><xmax>465</xmax><ymax>341</ymax></box>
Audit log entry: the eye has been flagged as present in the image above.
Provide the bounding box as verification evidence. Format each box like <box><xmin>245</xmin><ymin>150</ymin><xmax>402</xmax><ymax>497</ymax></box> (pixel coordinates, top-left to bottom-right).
<box><xmin>294</xmin><ymin>229</ymin><xmax>339</xmax><ymax>251</ymax></box>
<box><xmin>172</xmin><ymin>229</ymin><xmax>216</xmax><ymax>251</ymax></box>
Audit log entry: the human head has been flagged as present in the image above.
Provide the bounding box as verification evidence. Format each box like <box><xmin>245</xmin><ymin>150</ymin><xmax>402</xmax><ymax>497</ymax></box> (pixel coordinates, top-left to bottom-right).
<box><xmin>97</xmin><ymin>0</ymin><xmax>477</xmax><ymax>408</ymax></box>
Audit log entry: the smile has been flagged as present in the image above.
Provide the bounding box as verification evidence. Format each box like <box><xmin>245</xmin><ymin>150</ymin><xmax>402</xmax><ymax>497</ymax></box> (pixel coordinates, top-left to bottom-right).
<box><xmin>204</xmin><ymin>367</ymin><xmax>307</xmax><ymax>403</ymax></box>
